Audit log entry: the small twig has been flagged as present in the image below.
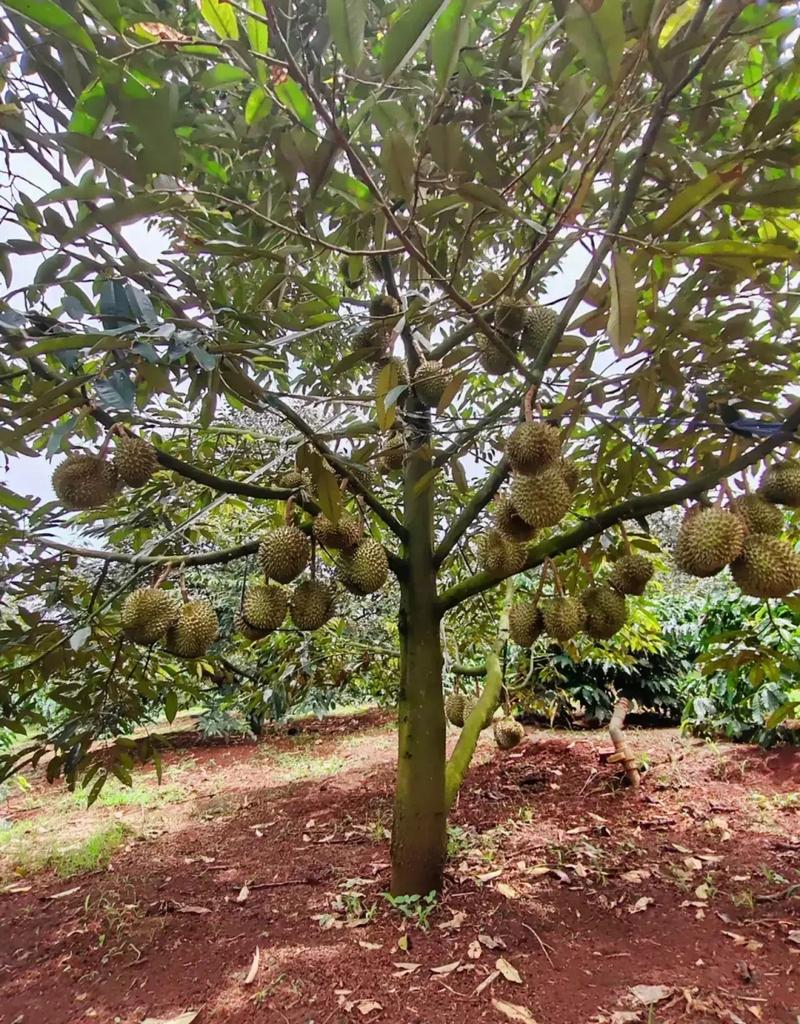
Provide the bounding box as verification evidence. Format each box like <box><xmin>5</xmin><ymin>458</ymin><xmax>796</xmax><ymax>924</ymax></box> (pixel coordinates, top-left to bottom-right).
<box><xmin>520</xmin><ymin>922</ymin><xmax>555</xmax><ymax>967</ymax></box>
<box><xmin>229</xmin><ymin>877</ymin><xmax>320</xmax><ymax>891</ymax></box>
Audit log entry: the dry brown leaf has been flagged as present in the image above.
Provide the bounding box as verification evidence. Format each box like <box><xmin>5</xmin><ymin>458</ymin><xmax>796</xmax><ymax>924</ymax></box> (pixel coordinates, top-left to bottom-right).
<box><xmin>528</xmin><ymin>866</ymin><xmax>551</xmax><ymax>878</ymax></box>
<box><xmin>467</xmin><ymin>940</ymin><xmax>483</xmax><ymax>960</ymax></box>
<box><xmin>477</xmin><ymin>869</ymin><xmax>503</xmax><ymax>882</ymax></box>
<box><xmin>430</xmin><ymin>960</ymin><xmax>461</xmax><ymax>975</ymax></box>
<box><xmin>177</xmin><ymin>905</ymin><xmax>211</xmax><ymax>915</ymax></box>
<box><xmin>496</xmin><ymin>882</ymin><xmax>519</xmax><ymax>900</ymax></box>
<box><xmin>627</xmin><ymin>896</ymin><xmax>654</xmax><ymax>914</ymax></box>
<box><xmin>243</xmin><ymin>947</ymin><xmax>260</xmax><ymax>986</ymax></box>
<box><xmin>141</xmin><ymin>1013</ymin><xmax>199</xmax><ymax>1024</ymax></box>
<box><xmin>1</xmin><ymin>883</ymin><xmax>32</xmax><ymax>894</ymax></box>
<box><xmin>475</xmin><ymin>970</ymin><xmax>499</xmax><ymax>996</ymax></box>
<box><xmin>479</xmin><ymin>934</ymin><xmax>507</xmax><ymax>950</ymax></box>
<box><xmin>495</xmin><ymin>958</ymin><xmax>523</xmax><ymax>984</ymax></box>
<box><xmin>629</xmin><ymin>985</ymin><xmax>672</xmax><ymax>1006</ymax></box>
<box><xmin>573</xmin><ymin>862</ymin><xmax>589</xmax><ymax>879</ymax></box>
<box><xmin>46</xmin><ymin>886</ymin><xmax>81</xmax><ymax>900</ymax></box>
<box><xmin>683</xmin><ymin>857</ymin><xmax>703</xmax><ymax>872</ymax></box>
<box><xmin>610</xmin><ymin>1013</ymin><xmax>641</xmax><ymax>1024</ymax></box>
<box><xmin>236</xmin><ymin>884</ymin><xmax>249</xmax><ymax>904</ymax></box>
<box><xmin>392</xmin><ymin>962</ymin><xmax>420</xmax><ymax>976</ymax></box>
<box><xmin>356</xmin><ymin>1000</ymin><xmax>382</xmax><ymax>1016</ymax></box>
<box><xmin>359</xmin><ymin>941</ymin><xmax>383</xmax><ymax>951</ymax></box>
<box><xmin>619</xmin><ymin>869</ymin><xmax>650</xmax><ymax>884</ymax></box>
<box><xmin>491</xmin><ymin>997</ymin><xmax>539</xmax><ymax>1023</ymax></box>
<box><xmin>438</xmin><ymin>911</ymin><xmax>466</xmax><ymax>932</ymax></box>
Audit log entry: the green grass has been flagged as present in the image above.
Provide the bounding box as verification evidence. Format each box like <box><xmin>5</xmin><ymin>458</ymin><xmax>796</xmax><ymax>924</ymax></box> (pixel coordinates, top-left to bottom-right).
<box><xmin>71</xmin><ymin>780</ymin><xmax>185</xmax><ymax>809</ymax></box>
<box><xmin>1</xmin><ymin>821</ymin><xmax>130</xmax><ymax>880</ymax></box>
<box><xmin>265</xmin><ymin>750</ymin><xmax>347</xmax><ymax>782</ymax></box>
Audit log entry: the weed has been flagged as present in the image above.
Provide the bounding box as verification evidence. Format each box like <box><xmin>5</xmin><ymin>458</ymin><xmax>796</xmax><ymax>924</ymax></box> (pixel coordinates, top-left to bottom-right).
<box><xmin>47</xmin><ymin>822</ymin><xmax>130</xmax><ymax>877</ymax></box>
<box><xmin>74</xmin><ymin>780</ymin><xmax>185</xmax><ymax>809</ymax></box>
<box><xmin>264</xmin><ymin>749</ymin><xmax>346</xmax><ymax>783</ymax></box>
<box><xmin>446</xmin><ymin>824</ymin><xmax>475</xmax><ymax>860</ymax></box>
<box><xmin>366</xmin><ymin>816</ymin><xmax>390</xmax><ymax>842</ymax></box>
<box><xmin>382</xmin><ymin>890</ymin><xmax>437</xmax><ymax>930</ymax></box>
<box><xmin>732</xmin><ymin>889</ymin><xmax>755</xmax><ymax>910</ymax></box>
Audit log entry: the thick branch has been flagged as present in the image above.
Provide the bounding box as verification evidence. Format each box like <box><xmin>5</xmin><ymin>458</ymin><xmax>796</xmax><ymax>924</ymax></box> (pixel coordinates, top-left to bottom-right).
<box><xmin>26</xmin><ymin>537</ymin><xmax>259</xmax><ymax>567</ymax></box>
<box><xmin>434</xmin><ymin>457</ymin><xmax>509</xmax><ymax>567</ymax></box>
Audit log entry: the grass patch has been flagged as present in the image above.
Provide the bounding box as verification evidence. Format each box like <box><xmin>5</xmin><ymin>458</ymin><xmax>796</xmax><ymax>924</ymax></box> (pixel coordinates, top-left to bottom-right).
<box><xmin>1</xmin><ymin>821</ymin><xmax>130</xmax><ymax>880</ymax></box>
<box><xmin>71</xmin><ymin>780</ymin><xmax>185</xmax><ymax>809</ymax></box>
<box><xmin>266</xmin><ymin>750</ymin><xmax>346</xmax><ymax>783</ymax></box>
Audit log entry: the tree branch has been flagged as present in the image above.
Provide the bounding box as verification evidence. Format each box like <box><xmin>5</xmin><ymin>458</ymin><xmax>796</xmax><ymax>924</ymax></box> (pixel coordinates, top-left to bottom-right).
<box><xmin>434</xmin><ymin>457</ymin><xmax>509</xmax><ymax>567</ymax></box>
<box><xmin>26</xmin><ymin>537</ymin><xmax>259</xmax><ymax>567</ymax></box>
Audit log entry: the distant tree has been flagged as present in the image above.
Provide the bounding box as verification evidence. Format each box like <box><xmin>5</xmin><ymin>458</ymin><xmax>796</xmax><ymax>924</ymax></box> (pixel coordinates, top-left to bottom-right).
<box><xmin>0</xmin><ymin>0</ymin><xmax>799</xmax><ymax>894</ymax></box>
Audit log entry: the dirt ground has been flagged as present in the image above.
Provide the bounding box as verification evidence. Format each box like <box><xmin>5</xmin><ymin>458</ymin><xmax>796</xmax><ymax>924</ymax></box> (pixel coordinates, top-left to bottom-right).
<box><xmin>1</xmin><ymin>711</ymin><xmax>798</xmax><ymax>1024</ymax></box>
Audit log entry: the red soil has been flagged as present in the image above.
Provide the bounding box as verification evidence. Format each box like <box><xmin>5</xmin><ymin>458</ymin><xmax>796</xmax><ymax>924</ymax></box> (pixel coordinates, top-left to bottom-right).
<box><xmin>1</xmin><ymin>714</ymin><xmax>798</xmax><ymax>1024</ymax></box>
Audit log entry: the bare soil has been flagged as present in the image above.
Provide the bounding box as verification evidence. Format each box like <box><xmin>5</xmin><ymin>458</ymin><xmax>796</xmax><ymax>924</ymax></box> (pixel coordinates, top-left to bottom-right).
<box><xmin>1</xmin><ymin>711</ymin><xmax>798</xmax><ymax>1024</ymax></box>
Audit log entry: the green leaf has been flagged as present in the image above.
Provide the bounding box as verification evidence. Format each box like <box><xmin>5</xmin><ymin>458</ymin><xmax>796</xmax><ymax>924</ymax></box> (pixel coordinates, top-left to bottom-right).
<box><xmin>630</xmin><ymin>0</ymin><xmax>655</xmax><ymax>31</ymax></box>
<box><xmin>328</xmin><ymin>0</ymin><xmax>366</xmax><ymax>71</ymax></box>
<box><xmin>246</xmin><ymin>0</ymin><xmax>269</xmax><ymax>54</ymax></box>
<box><xmin>659</xmin><ymin>239</ymin><xmax>800</xmax><ymax>265</ymax></box>
<box><xmin>314</xmin><ymin>464</ymin><xmax>342</xmax><ymax>524</ymax></box>
<box><xmin>436</xmin><ymin>370</ymin><xmax>467</xmax><ymax>414</ymax></box>
<box><xmin>199</xmin><ymin>65</ymin><xmax>250</xmax><ymax>89</ymax></box>
<box><xmin>375</xmin><ymin>361</ymin><xmax>407</xmax><ymax>430</ymax></box>
<box><xmin>381</xmin><ymin>130</ymin><xmax>416</xmax><ymax>203</ymax></box>
<box><xmin>164</xmin><ymin>690</ymin><xmax>178</xmax><ymax>724</ymax></box>
<box><xmin>200</xmin><ymin>0</ymin><xmax>239</xmax><ymax>39</ymax></box>
<box><xmin>431</xmin><ymin>0</ymin><xmax>474</xmax><ymax>90</ymax></box>
<box><xmin>457</xmin><ymin>182</ymin><xmax>511</xmax><ymax>213</ymax></box>
<box><xmin>245</xmin><ymin>86</ymin><xmax>272</xmax><ymax>124</ymax></box>
<box><xmin>56</xmin><ymin>132</ymin><xmax>146</xmax><ymax>185</ymax></box>
<box><xmin>274</xmin><ymin>79</ymin><xmax>315</xmax><ymax>130</ymax></box>
<box><xmin>33</xmin><ymin>252</ymin><xmax>69</xmax><ymax>286</ymax></box>
<box><xmin>649</xmin><ymin>168</ymin><xmax>745</xmax><ymax>234</ymax></box>
<box><xmin>2</xmin><ymin>0</ymin><xmax>96</xmax><ymax>53</ymax></box>
<box><xmin>563</xmin><ymin>0</ymin><xmax>624</xmax><ymax>87</ymax></box>
<box><xmin>85</xmin><ymin>0</ymin><xmax>126</xmax><ymax>31</ymax></box>
<box><xmin>68</xmin><ymin>78</ymin><xmax>107</xmax><ymax>136</ymax></box>
<box><xmin>765</xmin><ymin>700</ymin><xmax>797</xmax><ymax>730</ymax></box>
<box><xmin>380</xmin><ymin>0</ymin><xmax>451</xmax><ymax>82</ymax></box>
<box><xmin>607</xmin><ymin>250</ymin><xmax>636</xmax><ymax>357</ymax></box>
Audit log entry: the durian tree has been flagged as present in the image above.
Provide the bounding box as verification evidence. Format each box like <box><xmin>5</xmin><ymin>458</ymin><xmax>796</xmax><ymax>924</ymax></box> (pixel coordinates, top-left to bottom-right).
<box><xmin>1</xmin><ymin>0</ymin><xmax>800</xmax><ymax>895</ymax></box>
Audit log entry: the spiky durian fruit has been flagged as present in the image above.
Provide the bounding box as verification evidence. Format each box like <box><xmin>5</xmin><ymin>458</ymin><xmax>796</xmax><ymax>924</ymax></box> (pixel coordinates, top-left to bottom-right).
<box><xmin>730</xmin><ymin>495</ymin><xmax>784</xmax><ymax>536</ymax></box>
<box><xmin>114</xmin><ymin>435</ymin><xmax>158</xmax><ymax>488</ymax></box>
<box><xmin>495</xmin><ymin>296</ymin><xmax>529</xmax><ymax>336</ymax></box>
<box><xmin>277</xmin><ymin>469</ymin><xmax>306</xmax><ymax>490</ymax></box>
<box><xmin>506</xmin><ymin>422</ymin><xmax>562</xmax><ymax>476</ymax></box>
<box><xmin>445</xmin><ymin>691</ymin><xmax>466</xmax><ymax>727</ymax></box>
<box><xmin>560</xmin><ymin>459</ymin><xmax>580</xmax><ymax>493</ymax></box>
<box><xmin>758</xmin><ymin>460</ymin><xmax>800</xmax><ymax>508</ymax></box>
<box><xmin>476</xmin><ymin>530</ymin><xmax>528</xmax><ymax>576</ymax></box>
<box><xmin>494</xmin><ymin>716</ymin><xmax>525</xmax><ymax>750</ymax></box>
<box><xmin>476</xmin><ymin>333</ymin><xmax>515</xmax><ymax>376</ymax></box>
<box><xmin>542</xmin><ymin>596</ymin><xmax>587</xmax><ymax>642</ymax></box>
<box><xmin>338</xmin><ymin>538</ymin><xmax>389</xmax><ymax>594</ymax></box>
<box><xmin>463</xmin><ymin>694</ymin><xmax>494</xmax><ymax>730</ymax></box>
<box><xmin>367</xmin><ymin>253</ymin><xmax>384</xmax><ymax>279</ymax></box>
<box><xmin>241</xmin><ymin>584</ymin><xmax>287</xmax><ymax>634</ymax></box>
<box><xmin>493</xmin><ymin>494</ymin><xmax>538</xmax><ymax>542</ymax></box>
<box><xmin>674</xmin><ymin>507</ymin><xmax>746</xmax><ymax>578</ymax></box>
<box><xmin>165</xmin><ymin>599</ymin><xmax>218</xmax><ymax>658</ymax></box>
<box><xmin>290</xmin><ymin>579</ymin><xmax>336</xmax><ymax>630</ymax></box>
<box><xmin>608</xmin><ymin>554</ymin><xmax>655</xmax><ymax>596</ymax></box>
<box><xmin>121</xmin><ymin>587</ymin><xmax>179</xmax><ymax>646</ymax></box>
<box><xmin>509</xmin><ymin>601</ymin><xmax>544</xmax><ymax>646</ymax></box>
<box><xmin>313</xmin><ymin>513</ymin><xmax>362</xmax><ymax>551</ymax></box>
<box><xmin>52</xmin><ymin>453</ymin><xmax>118</xmax><ymax>510</ymax></box>
<box><xmin>379</xmin><ymin>432</ymin><xmax>405</xmax><ymax>473</ymax></box>
<box><xmin>259</xmin><ymin>526</ymin><xmax>311</xmax><ymax>584</ymax></box>
<box><xmin>582</xmin><ymin>584</ymin><xmax>627</xmax><ymax>640</ymax></box>
<box><xmin>520</xmin><ymin>303</ymin><xmax>559</xmax><ymax>355</ymax></box>
<box><xmin>510</xmin><ymin>466</ymin><xmax>572</xmax><ymax>529</ymax></box>
<box><xmin>373</xmin><ymin>356</ymin><xmax>409</xmax><ymax>388</ymax></box>
<box><xmin>353</xmin><ymin>324</ymin><xmax>389</xmax><ymax>362</ymax></box>
<box><xmin>413</xmin><ymin>360</ymin><xmax>451</xmax><ymax>408</ymax></box>
<box><xmin>370</xmin><ymin>293</ymin><xmax>401</xmax><ymax>318</ymax></box>
<box><xmin>730</xmin><ymin>536</ymin><xmax>800</xmax><ymax>598</ymax></box>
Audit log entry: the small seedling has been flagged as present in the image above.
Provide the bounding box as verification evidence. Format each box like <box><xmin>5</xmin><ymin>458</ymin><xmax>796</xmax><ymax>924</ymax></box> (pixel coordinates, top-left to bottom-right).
<box><xmin>382</xmin><ymin>889</ymin><xmax>437</xmax><ymax>930</ymax></box>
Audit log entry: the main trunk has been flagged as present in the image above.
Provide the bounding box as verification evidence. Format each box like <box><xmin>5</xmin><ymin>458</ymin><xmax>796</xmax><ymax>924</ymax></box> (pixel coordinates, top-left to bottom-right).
<box><xmin>390</xmin><ymin>394</ymin><xmax>446</xmax><ymax>896</ymax></box>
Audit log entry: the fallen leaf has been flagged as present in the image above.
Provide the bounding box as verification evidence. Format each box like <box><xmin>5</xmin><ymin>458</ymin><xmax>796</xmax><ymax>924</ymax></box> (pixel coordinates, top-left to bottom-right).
<box><xmin>236</xmin><ymin>884</ymin><xmax>249</xmax><ymax>903</ymax></box>
<box><xmin>620</xmin><ymin>869</ymin><xmax>650</xmax><ymax>884</ymax></box>
<box><xmin>431</xmin><ymin>960</ymin><xmax>461</xmax><ymax>975</ymax></box>
<box><xmin>359</xmin><ymin>941</ymin><xmax>383</xmax><ymax>951</ymax></box>
<box><xmin>243</xmin><ymin>947</ymin><xmax>260</xmax><ymax>986</ymax></box>
<box><xmin>528</xmin><ymin>866</ymin><xmax>551</xmax><ymax>878</ymax></box>
<box><xmin>627</xmin><ymin>897</ymin><xmax>654</xmax><ymax>914</ymax></box>
<box><xmin>496</xmin><ymin>882</ymin><xmax>519</xmax><ymax>900</ymax></box>
<box><xmin>683</xmin><ymin>857</ymin><xmax>703</xmax><ymax>872</ymax></box>
<box><xmin>475</xmin><ymin>969</ymin><xmax>499</xmax><ymax>995</ymax></box>
<box><xmin>1</xmin><ymin>883</ymin><xmax>32</xmax><ymax>894</ymax></box>
<box><xmin>177</xmin><ymin>905</ymin><xmax>211</xmax><ymax>915</ymax></box>
<box><xmin>787</xmin><ymin>931</ymin><xmax>800</xmax><ymax>947</ymax></box>
<box><xmin>694</xmin><ymin>883</ymin><xmax>710</xmax><ymax>900</ymax></box>
<box><xmin>356</xmin><ymin>1000</ymin><xmax>382</xmax><ymax>1015</ymax></box>
<box><xmin>630</xmin><ymin>985</ymin><xmax>673</xmax><ymax>1006</ymax></box>
<box><xmin>438</xmin><ymin>911</ymin><xmax>466</xmax><ymax>932</ymax></box>
<box><xmin>397</xmin><ymin>934</ymin><xmax>409</xmax><ymax>952</ymax></box>
<box><xmin>496</xmin><ymin>958</ymin><xmax>523</xmax><ymax>984</ymax></box>
<box><xmin>479</xmin><ymin>934</ymin><xmax>507</xmax><ymax>950</ymax></box>
<box><xmin>573</xmin><ymin>862</ymin><xmax>589</xmax><ymax>879</ymax></box>
<box><xmin>610</xmin><ymin>1013</ymin><xmax>641</xmax><ymax>1024</ymax></box>
<box><xmin>392</xmin><ymin>962</ymin><xmax>420</xmax><ymax>976</ymax></box>
<box><xmin>477</xmin><ymin>869</ymin><xmax>503</xmax><ymax>882</ymax></box>
<box><xmin>46</xmin><ymin>886</ymin><xmax>81</xmax><ymax>900</ymax></box>
<box><xmin>467</xmin><ymin>940</ymin><xmax>483</xmax><ymax>960</ymax></box>
<box><xmin>141</xmin><ymin>1014</ymin><xmax>199</xmax><ymax>1024</ymax></box>
<box><xmin>491</xmin><ymin>997</ymin><xmax>539</xmax><ymax>1023</ymax></box>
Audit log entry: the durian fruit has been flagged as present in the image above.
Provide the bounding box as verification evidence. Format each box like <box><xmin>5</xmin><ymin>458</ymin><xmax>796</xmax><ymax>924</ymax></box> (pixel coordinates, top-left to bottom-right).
<box><xmin>259</xmin><ymin>526</ymin><xmax>311</xmax><ymax>584</ymax></box>
<box><xmin>289</xmin><ymin>579</ymin><xmax>336</xmax><ymax>630</ymax></box>
<box><xmin>313</xmin><ymin>513</ymin><xmax>362</xmax><ymax>551</ymax></box>
<box><xmin>758</xmin><ymin>460</ymin><xmax>800</xmax><ymax>508</ymax></box>
<box><xmin>121</xmin><ymin>587</ymin><xmax>179</xmax><ymax>645</ymax></box>
<box><xmin>114</xmin><ymin>435</ymin><xmax>158</xmax><ymax>487</ymax></box>
<box><xmin>608</xmin><ymin>554</ymin><xmax>655</xmax><ymax>596</ymax></box>
<box><xmin>495</xmin><ymin>296</ymin><xmax>530</xmax><ymax>337</ymax></box>
<box><xmin>241</xmin><ymin>583</ymin><xmax>287</xmax><ymax>635</ymax></box>
<box><xmin>582</xmin><ymin>584</ymin><xmax>627</xmax><ymax>640</ymax></box>
<box><xmin>511</xmin><ymin>465</ymin><xmax>572</xmax><ymax>529</ymax></box>
<box><xmin>494</xmin><ymin>716</ymin><xmax>525</xmax><ymax>750</ymax></box>
<box><xmin>730</xmin><ymin>494</ymin><xmax>784</xmax><ymax>536</ymax></box>
<box><xmin>730</xmin><ymin>535</ymin><xmax>800</xmax><ymax>598</ymax></box>
<box><xmin>445</xmin><ymin>691</ymin><xmax>466</xmax><ymax>727</ymax></box>
<box><xmin>463</xmin><ymin>694</ymin><xmax>494</xmax><ymax>730</ymax></box>
<box><xmin>493</xmin><ymin>494</ymin><xmax>538</xmax><ymax>542</ymax></box>
<box><xmin>542</xmin><ymin>596</ymin><xmax>587</xmax><ymax>642</ymax></box>
<box><xmin>476</xmin><ymin>530</ymin><xmax>528</xmax><ymax>577</ymax></box>
<box><xmin>413</xmin><ymin>360</ymin><xmax>452</xmax><ymax>408</ymax></box>
<box><xmin>520</xmin><ymin>303</ymin><xmax>559</xmax><ymax>355</ymax></box>
<box><xmin>506</xmin><ymin>422</ymin><xmax>562</xmax><ymax>476</ymax></box>
<box><xmin>366</xmin><ymin>253</ymin><xmax>384</xmax><ymax>279</ymax></box>
<box><xmin>165</xmin><ymin>599</ymin><xmax>219</xmax><ymax>658</ymax></box>
<box><xmin>277</xmin><ymin>469</ymin><xmax>306</xmax><ymax>490</ymax></box>
<box><xmin>560</xmin><ymin>458</ymin><xmax>580</xmax><ymax>493</ymax></box>
<box><xmin>379</xmin><ymin>432</ymin><xmax>406</xmax><ymax>473</ymax></box>
<box><xmin>476</xmin><ymin>333</ymin><xmax>515</xmax><ymax>376</ymax></box>
<box><xmin>353</xmin><ymin>324</ymin><xmax>389</xmax><ymax>362</ymax></box>
<box><xmin>373</xmin><ymin>356</ymin><xmax>409</xmax><ymax>388</ymax></box>
<box><xmin>674</xmin><ymin>507</ymin><xmax>746</xmax><ymax>578</ymax></box>
<box><xmin>52</xmin><ymin>453</ymin><xmax>118</xmax><ymax>510</ymax></box>
<box><xmin>338</xmin><ymin>538</ymin><xmax>389</xmax><ymax>594</ymax></box>
<box><xmin>370</xmin><ymin>293</ymin><xmax>401</xmax><ymax>319</ymax></box>
<box><xmin>509</xmin><ymin>601</ymin><xmax>544</xmax><ymax>646</ymax></box>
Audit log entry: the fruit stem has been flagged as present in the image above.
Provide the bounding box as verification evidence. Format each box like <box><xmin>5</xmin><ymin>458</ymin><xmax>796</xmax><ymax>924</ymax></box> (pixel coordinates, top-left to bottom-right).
<box><xmin>284</xmin><ymin>497</ymin><xmax>296</xmax><ymax>525</ymax></box>
<box><xmin>618</xmin><ymin>520</ymin><xmax>631</xmax><ymax>555</ymax></box>
<box><xmin>522</xmin><ymin>385</ymin><xmax>537</xmax><ymax>423</ymax></box>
